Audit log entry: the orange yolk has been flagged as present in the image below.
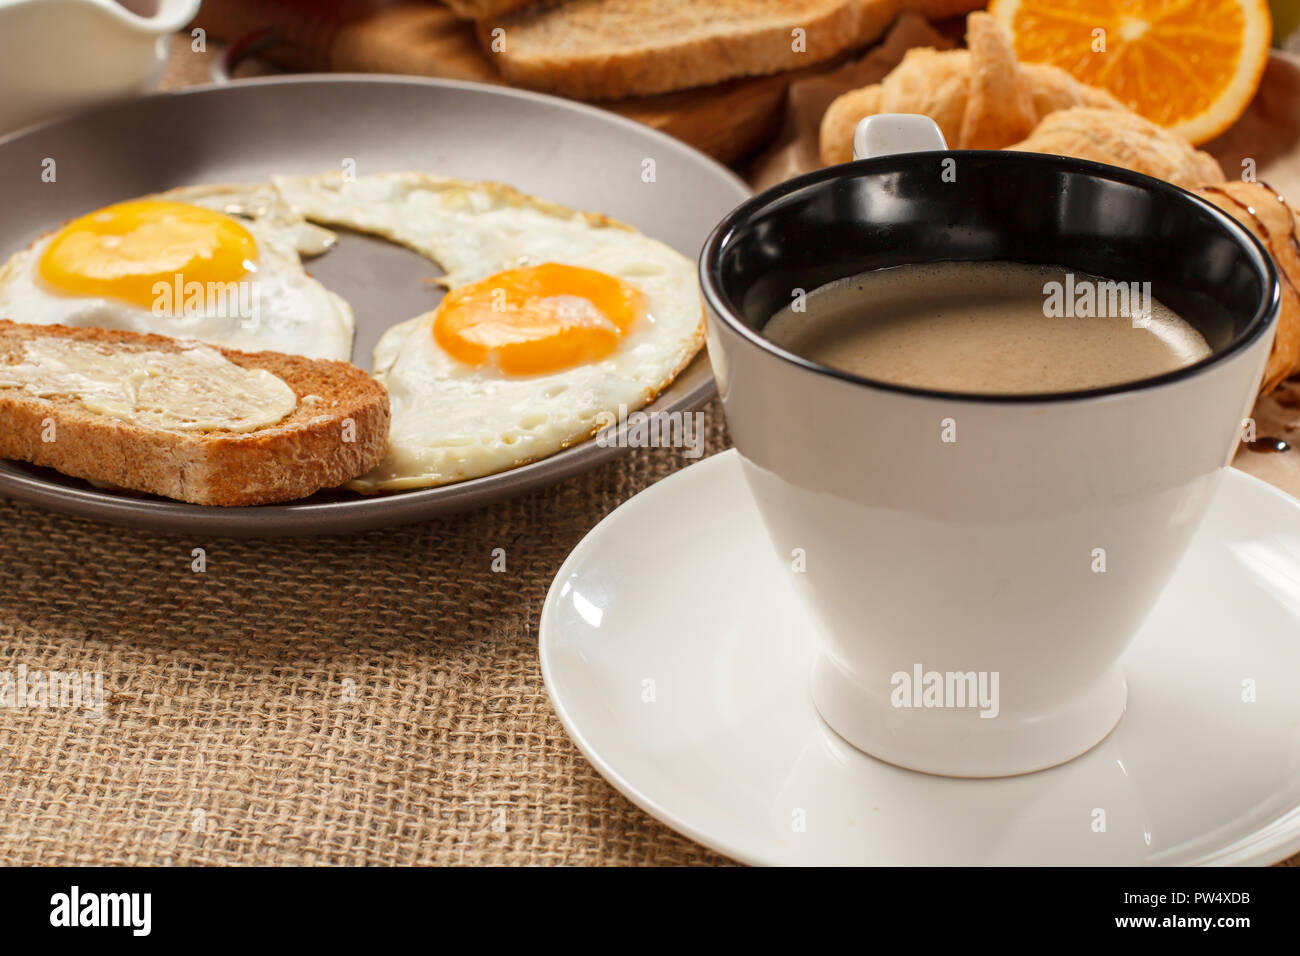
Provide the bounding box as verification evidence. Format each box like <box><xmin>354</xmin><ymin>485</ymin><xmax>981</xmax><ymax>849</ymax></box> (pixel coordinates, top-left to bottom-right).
<box><xmin>433</xmin><ymin>263</ymin><xmax>645</xmax><ymax>376</ymax></box>
<box><xmin>38</xmin><ymin>200</ymin><xmax>257</xmax><ymax>309</ymax></box>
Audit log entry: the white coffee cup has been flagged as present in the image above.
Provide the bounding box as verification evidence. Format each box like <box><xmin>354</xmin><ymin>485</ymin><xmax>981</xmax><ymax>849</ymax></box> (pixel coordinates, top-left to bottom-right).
<box><xmin>699</xmin><ymin>115</ymin><xmax>1279</xmax><ymax>776</ymax></box>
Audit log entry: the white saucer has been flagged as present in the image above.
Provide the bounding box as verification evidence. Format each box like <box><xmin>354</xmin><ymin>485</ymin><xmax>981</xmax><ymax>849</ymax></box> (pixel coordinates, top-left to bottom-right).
<box><xmin>539</xmin><ymin>450</ymin><xmax>1300</xmax><ymax>865</ymax></box>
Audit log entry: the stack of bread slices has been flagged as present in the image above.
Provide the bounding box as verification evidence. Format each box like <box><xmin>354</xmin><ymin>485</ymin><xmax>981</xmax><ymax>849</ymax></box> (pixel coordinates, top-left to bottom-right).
<box><xmin>444</xmin><ymin>1</ymin><xmax>984</xmax><ymax>101</ymax></box>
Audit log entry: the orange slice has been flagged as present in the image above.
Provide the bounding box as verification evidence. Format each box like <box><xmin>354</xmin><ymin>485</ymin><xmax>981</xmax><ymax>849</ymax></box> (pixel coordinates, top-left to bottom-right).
<box><xmin>989</xmin><ymin>0</ymin><xmax>1272</xmax><ymax>145</ymax></box>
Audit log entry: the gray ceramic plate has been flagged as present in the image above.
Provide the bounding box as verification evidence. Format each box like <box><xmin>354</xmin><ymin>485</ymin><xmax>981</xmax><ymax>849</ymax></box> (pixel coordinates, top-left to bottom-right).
<box><xmin>0</xmin><ymin>75</ymin><xmax>750</xmax><ymax>536</ymax></box>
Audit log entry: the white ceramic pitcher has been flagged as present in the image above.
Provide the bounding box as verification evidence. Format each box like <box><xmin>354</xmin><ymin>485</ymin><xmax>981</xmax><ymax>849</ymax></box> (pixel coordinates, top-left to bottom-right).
<box><xmin>0</xmin><ymin>0</ymin><xmax>201</xmax><ymax>136</ymax></box>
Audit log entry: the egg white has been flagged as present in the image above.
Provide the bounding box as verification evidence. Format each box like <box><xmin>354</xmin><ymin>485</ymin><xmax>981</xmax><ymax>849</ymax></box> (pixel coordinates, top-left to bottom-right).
<box><xmin>273</xmin><ymin>172</ymin><xmax>705</xmax><ymax>491</ymax></box>
<box><xmin>0</xmin><ymin>184</ymin><xmax>355</xmax><ymax>361</ymax></box>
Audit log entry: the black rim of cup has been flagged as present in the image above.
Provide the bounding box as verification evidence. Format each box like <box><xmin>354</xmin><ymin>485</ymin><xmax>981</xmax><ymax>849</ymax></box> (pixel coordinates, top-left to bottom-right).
<box><xmin>699</xmin><ymin>151</ymin><xmax>1282</xmax><ymax>405</ymax></box>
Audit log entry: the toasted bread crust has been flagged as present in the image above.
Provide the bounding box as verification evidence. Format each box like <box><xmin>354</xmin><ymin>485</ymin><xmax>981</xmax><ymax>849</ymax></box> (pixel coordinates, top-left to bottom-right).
<box><xmin>445</xmin><ymin>0</ymin><xmax>537</xmax><ymax>19</ymax></box>
<box><xmin>0</xmin><ymin>321</ymin><xmax>390</xmax><ymax>506</ymax></box>
<box><xmin>481</xmin><ymin>0</ymin><xmax>901</xmax><ymax>101</ymax></box>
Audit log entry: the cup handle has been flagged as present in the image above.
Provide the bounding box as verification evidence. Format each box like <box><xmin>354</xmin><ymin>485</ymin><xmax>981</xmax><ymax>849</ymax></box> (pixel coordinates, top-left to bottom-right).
<box><xmin>852</xmin><ymin>114</ymin><xmax>948</xmax><ymax>160</ymax></box>
<box><xmin>137</xmin><ymin>0</ymin><xmax>203</xmax><ymax>34</ymax></box>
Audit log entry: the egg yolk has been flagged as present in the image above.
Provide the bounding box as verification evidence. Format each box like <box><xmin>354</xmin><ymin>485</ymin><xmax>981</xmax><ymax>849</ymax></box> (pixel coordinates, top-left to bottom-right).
<box><xmin>433</xmin><ymin>263</ymin><xmax>645</xmax><ymax>375</ymax></box>
<box><xmin>38</xmin><ymin>200</ymin><xmax>257</xmax><ymax>309</ymax></box>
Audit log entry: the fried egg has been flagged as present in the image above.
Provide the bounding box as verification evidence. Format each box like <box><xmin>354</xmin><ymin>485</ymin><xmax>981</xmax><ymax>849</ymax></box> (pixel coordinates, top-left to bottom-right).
<box><xmin>0</xmin><ymin>184</ymin><xmax>355</xmax><ymax>361</ymax></box>
<box><xmin>272</xmin><ymin>172</ymin><xmax>705</xmax><ymax>491</ymax></box>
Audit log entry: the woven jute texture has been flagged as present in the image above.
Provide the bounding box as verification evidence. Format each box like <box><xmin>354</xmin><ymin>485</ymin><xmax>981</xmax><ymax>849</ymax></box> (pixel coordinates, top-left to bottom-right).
<box><xmin>0</xmin><ymin>402</ymin><xmax>734</xmax><ymax>866</ymax></box>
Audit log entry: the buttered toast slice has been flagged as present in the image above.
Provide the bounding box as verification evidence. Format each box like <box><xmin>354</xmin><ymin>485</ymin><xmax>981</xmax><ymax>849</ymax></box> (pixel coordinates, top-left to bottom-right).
<box><xmin>0</xmin><ymin>320</ymin><xmax>389</xmax><ymax>506</ymax></box>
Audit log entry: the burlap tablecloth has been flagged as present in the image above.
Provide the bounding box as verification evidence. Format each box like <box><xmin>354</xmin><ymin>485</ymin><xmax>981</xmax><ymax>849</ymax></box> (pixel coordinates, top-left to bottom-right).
<box><xmin>0</xmin><ymin>34</ymin><xmax>1295</xmax><ymax>868</ymax></box>
<box><xmin>0</xmin><ymin>402</ymin><xmax>734</xmax><ymax>866</ymax></box>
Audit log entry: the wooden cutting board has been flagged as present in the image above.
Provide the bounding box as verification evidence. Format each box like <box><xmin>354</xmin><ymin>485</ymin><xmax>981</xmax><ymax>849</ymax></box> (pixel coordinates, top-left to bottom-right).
<box><xmin>193</xmin><ymin>0</ymin><xmax>838</xmax><ymax>163</ymax></box>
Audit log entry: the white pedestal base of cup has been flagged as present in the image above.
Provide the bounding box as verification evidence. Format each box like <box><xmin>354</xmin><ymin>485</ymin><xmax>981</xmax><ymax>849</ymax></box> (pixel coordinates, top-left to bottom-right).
<box><xmin>810</xmin><ymin>654</ymin><xmax>1128</xmax><ymax>778</ymax></box>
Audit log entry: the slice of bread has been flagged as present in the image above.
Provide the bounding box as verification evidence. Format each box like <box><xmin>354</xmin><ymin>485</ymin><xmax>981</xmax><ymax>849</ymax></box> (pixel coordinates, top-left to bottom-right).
<box><xmin>0</xmin><ymin>321</ymin><xmax>390</xmax><ymax>506</ymax></box>
<box><xmin>900</xmin><ymin>0</ymin><xmax>985</xmax><ymax>19</ymax></box>
<box><xmin>445</xmin><ymin>0</ymin><xmax>539</xmax><ymax>19</ymax></box>
<box><xmin>481</xmin><ymin>0</ymin><xmax>902</xmax><ymax>100</ymax></box>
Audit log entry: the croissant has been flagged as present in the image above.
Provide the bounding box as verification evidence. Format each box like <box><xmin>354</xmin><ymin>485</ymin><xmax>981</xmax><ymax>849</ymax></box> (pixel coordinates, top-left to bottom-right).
<box><xmin>1008</xmin><ymin>108</ymin><xmax>1224</xmax><ymax>189</ymax></box>
<box><xmin>1195</xmin><ymin>182</ymin><xmax>1300</xmax><ymax>394</ymax></box>
<box><xmin>820</xmin><ymin>11</ymin><xmax>1124</xmax><ymax>164</ymax></box>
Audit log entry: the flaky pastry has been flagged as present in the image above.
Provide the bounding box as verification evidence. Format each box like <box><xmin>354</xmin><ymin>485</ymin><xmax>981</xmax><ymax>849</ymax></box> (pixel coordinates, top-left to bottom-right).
<box><xmin>820</xmin><ymin>12</ymin><xmax>1123</xmax><ymax>163</ymax></box>
<box><xmin>1007</xmin><ymin>108</ymin><xmax>1224</xmax><ymax>189</ymax></box>
<box><xmin>1196</xmin><ymin>181</ymin><xmax>1300</xmax><ymax>394</ymax></box>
